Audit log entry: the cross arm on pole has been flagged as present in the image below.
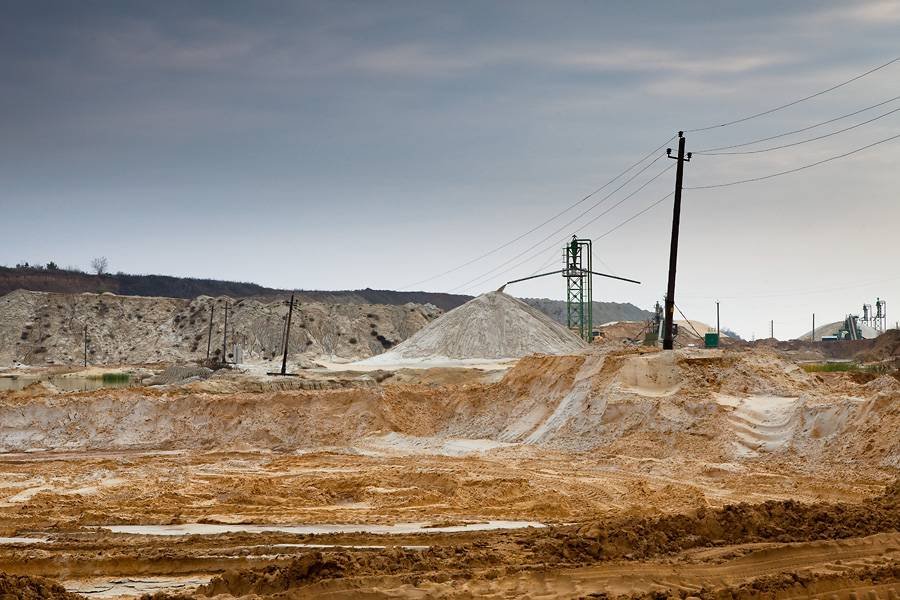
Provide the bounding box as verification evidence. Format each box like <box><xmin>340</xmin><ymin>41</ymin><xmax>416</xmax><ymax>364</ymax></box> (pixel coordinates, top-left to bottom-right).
<box><xmin>498</xmin><ymin>268</ymin><xmax>640</xmax><ymax>292</ymax></box>
<box><xmin>586</xmin><ymin>270</ymin><xmax>641</xmax><ymax>285</ymax></box>
<box><xmin>497</xmin><ymin>269</ymin><xmax>565</xmax><ymax>292</ymax></box>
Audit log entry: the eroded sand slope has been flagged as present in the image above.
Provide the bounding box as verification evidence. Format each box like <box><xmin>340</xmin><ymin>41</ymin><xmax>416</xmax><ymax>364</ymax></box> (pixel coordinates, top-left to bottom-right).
<box><xmin>1</xmin><ymin>349</ymin><xmax>896</xmax><ymax>468</ymax></box>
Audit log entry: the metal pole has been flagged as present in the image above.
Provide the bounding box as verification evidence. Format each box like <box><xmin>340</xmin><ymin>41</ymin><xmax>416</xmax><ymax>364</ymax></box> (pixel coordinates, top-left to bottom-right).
<box><xmin>716</xmin><ymin>301</ymin><xmax>720</xmax><ymax>336</ymax></box>
<box><xmin>83</xmin><ymin>324</ymin><xmax>88</xmax><ymax>367</ymax></box>
<box><xmin>206</xmin><ymin>305</ymin><xmax>214</xmax><ymax>361</ymax></box>
<box><xmin>771</xmin><ymin>320</ymin><xmax>774</xmax><ymax>339</ymax></box>
<box><xmin>812</xmin><ymin>313</ymin><xmax>815</xmax><ymax>342</ymax></box>
<box><xmin>663</xmin><ymin>132</ymin><xmax>690</xmax><ymax>350</ymax></box>
<box><xmin>222</xmin><ymin>301</ymin><xmax>228</xmax><ymax>364</ymax></box>
<box><xmin>281</xmin><ymin>293</ymin><xmax>294</xmax><ymax>376</ymax></box>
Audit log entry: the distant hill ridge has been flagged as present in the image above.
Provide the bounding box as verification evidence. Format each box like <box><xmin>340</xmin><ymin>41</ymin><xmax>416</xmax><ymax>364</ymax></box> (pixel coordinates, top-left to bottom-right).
<box><xmin>0</xmin><ymin>266</ymin><xmax>470</xmax><ymax>311</ymax></box>
<box><xmin>0</xmin><ymin>267</ymin><xmax>652</xmax><ymax>320</ymax></box>
<box><xmin>520</xmin><ymin>298</ymin><xmax>653</xmax><ymax>326</ymax></box>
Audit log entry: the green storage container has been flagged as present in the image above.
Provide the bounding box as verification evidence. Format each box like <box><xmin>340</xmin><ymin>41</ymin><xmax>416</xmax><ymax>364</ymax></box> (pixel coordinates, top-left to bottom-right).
<box><xmin>704</xmin><ymin>333</ymin><xmax>719</xmax><ymax>348</ymax></box>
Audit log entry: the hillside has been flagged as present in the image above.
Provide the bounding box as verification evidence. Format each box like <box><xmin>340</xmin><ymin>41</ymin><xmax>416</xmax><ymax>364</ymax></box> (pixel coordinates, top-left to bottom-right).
<box><xmin>0</xmin><ymin>267</ymin><xmax>471</xmax><ymax>311</ymax></box>
<box><xmin>0</xmin><ymin>268</ymin><xmax>654</xmax><ymax>330</ymax></box>
<box><xmin>0</xmin><ymin>290</ymin><xmax>441</xmax><ymax>367</ymax></box>
<box><xmin>519</xmin><ymin>297</ymin><xmax>653</xmax><ymax>326</ymax></box>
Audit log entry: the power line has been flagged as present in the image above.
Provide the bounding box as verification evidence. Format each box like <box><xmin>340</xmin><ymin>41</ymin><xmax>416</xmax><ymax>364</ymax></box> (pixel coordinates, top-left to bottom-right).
<box><xmin>453</xmin><ymin>163</ymin><xmax>674</xmax><ymax>293</ymax></box>
<box><xmin>674</xmin><ymin>303</ymin><xmax>705</xmax><ymax>340</ymax></box>
<box><xmin>399</xmin><ymin>135</ymin><xmax>675</xmax><ymax>290</ymax></box>
<box><xmin>680</xmin><ymin>274</ymin><xmax>900</xmax><ymax>300</ymax></box>
<box><xmin>695</xmin><ymin>94</ymin><xmax>900</xmax><ymax>153</ymax></box>
<box><xmin>455</xmin><ymin>163</ymin><xmax>674</xmax><ymax>293</ymax></box>
<box><xmin>687</xmin><ymin>55</ymin><xmax>900</xmax><ymax>133</ymax></box>
<box><xmin>450</xmin><ymin>243</ymin><xmax>557</xmax><ymax>294</ymax></box>
<box><xmin>593</xmin><ymin>190</ymin><xmax>674</xmax><ymax>242</ymax></box>
<box><xmin>696</xmin><ymin>105</ymin><xmax>900</xmax><ymax>155</ymax></box>
<box><xmin>447</xmin><ymin>157</ymin><xmax>671</xmax><ymax>293</ymax></box>
<box><xmin>528</xmin><ymin>190</ymin><xmax>675</xmax><ymax>277</ymax></box>
<box><xmin>686</xmin><ymin>131</ymin><xmax>900</xmax><ymax>190</ymax></box>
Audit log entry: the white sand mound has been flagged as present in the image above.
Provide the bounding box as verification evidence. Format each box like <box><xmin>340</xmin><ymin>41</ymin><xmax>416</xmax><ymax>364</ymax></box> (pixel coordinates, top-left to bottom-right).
<box><xmin>360</xmin><ymin>292</ymin><xmax>587</xmax><ymax>362</ymax></box>
<box><xmin>674</xmin><ymin>320</ymin><xmax>728</xmax><ymax>341</ymax></box>
<box><xmin>799</xmin><ymin>320</ymin><xmax>880</xmax><ymax>341</ymax></box>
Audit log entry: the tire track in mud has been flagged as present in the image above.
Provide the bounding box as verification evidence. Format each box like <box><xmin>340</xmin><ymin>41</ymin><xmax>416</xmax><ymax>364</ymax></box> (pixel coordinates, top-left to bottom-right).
<box><xmin>137</xmin><ymin>482</ymin><xmax>898</xmax><ymax>598</ymax></box>
<box><xmin>143</xmin><ymin>532</ymin><xmax>898</xmax><ymax>599</ymax></box>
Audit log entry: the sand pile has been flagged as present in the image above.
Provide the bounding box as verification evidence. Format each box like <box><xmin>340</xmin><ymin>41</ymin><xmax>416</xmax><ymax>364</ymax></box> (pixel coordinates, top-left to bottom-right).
<box><xmin>360</xmin><ymin>292</ymin><xmax>586</xmax><ymax>363</ymax></box>
<box><xmin>855</xmin><ymin>329</ymin><xmax>900</xmax><ymax>363</ymax></box>
<box><xmin>145</xmin><ymin>365</ymin><xmax>213</xmax><ymax>386</ymax></box>
<box><xmin>0</xmin><ymin>290</ymin><xmax>441</xmax><ymax>367</ymax></box>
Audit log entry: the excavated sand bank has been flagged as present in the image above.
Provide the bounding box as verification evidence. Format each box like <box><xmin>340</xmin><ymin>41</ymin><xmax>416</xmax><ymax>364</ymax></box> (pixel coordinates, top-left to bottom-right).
<box><xmin>1</xmin><ymin>348</ymin><xmax>896</xmax><ymax>467</ymax></box>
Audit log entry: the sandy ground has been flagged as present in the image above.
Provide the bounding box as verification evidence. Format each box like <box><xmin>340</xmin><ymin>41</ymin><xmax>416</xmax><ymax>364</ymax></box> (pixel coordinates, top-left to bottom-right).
<box><xmin>0</xmin><ymin>345</ymin><xmax>897</xmax><ymax>598</ymax></box>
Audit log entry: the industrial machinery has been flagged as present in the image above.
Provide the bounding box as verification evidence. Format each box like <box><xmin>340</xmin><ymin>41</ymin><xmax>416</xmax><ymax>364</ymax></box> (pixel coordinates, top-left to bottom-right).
<box><xmin>645</xmin><ymin>299</ymin><xmax>680</xmax><ymax>346</ymax></box>
<box><xmin>838</xmin><ymin>314</ymin><xmax>862</xmax><ymax>340</ymax></box>
<box><xmin>858</xmin><ymin>297</ymin><xmax>888</xmax><ymax>335</ymax></box>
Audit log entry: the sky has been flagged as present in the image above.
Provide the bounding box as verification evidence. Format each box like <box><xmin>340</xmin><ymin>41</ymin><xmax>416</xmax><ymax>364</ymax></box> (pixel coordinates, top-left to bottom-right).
<box><xmin>1</xmin><ymin>1</ymin><xmax>899</xmax><ymax>340</ymax></box>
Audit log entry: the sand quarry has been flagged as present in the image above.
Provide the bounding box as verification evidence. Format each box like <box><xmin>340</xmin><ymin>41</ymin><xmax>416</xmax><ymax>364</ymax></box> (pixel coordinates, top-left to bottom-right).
<box><xmin>0</xmin><ymin>292</ymin><xmax>898</xmax><ymax>599</ymax></box>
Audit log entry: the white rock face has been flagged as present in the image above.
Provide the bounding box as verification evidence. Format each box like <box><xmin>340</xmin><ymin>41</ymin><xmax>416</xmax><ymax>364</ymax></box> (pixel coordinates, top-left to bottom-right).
<box><xmin>0</xmin><ymin>290</ymin><xmax>441</xmax><ymax>366</ymax></box>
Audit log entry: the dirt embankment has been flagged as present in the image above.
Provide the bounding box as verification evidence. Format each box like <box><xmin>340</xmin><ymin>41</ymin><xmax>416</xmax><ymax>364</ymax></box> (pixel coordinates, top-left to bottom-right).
<box><xmin>617</xmin><ymin>564</ymin><xmax>900</xmax><ymax>600</ymax></box>
<box><xmin>740</xmin><ymin>329</ymin><xmax>900</xmax><ymax>363</ymax></box>
<box><xmin>1</xmin><ymin>348</ymin><xmax>897</xmax><ymax>467</ymax></box>
<box><xmin>0</xmin><ymin>572</ymin><xmax>81</xmax><ymax>599</ymax></box>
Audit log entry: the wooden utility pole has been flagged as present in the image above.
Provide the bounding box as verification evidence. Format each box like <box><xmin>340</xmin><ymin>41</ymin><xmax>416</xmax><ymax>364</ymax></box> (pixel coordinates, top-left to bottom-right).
<box><xmin>663</xmin><ymin>132</ymin><xmax>691</xmax><ymax>350</ymax></box>
<box><xmin>812</xmin><ymin>313</ymin><xmax>815</xmax><ymax>342</ymax></box>
<box><xmin>206</xmin><ymin>305</ymin><xmax>214</xmax><ymax>361</ymax></box>
<box><xmin>280</xmin><ymin>293</ymin><xmax>295</xmax><ymax>376</ymax></box>
<box><xmin>222</xmin><ymin>301</ymin><xmax>229</xmax><ymax>364</ymax></box>
<box><xmin>83</xmin><ymin>324</ymin><xmax>88</xmax><ymax>367</ymax></box>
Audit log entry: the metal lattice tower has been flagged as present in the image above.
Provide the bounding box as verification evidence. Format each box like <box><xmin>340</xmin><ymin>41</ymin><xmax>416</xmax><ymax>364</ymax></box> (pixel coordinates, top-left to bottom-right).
<box><xmin>499</xmin><ymin>235</ymin><xmax>640</xmax><ymax>342</ymax></box>
<box><xmin>564</xmin><ymin>237</ymin><xmax>593</xmax><ymax>341</ymax></box>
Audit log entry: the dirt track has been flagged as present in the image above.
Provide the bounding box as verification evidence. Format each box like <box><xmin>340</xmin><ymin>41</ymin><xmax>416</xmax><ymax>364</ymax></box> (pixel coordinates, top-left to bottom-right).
<box><xmin>2</xmin><ymin>487</ymin><xmax>898</xmax><ymax>598</ymax></box>
<box><xmin>0</xmin><ymin>346</ymin><xmax>897</xmax><ymax>598</ymax></box>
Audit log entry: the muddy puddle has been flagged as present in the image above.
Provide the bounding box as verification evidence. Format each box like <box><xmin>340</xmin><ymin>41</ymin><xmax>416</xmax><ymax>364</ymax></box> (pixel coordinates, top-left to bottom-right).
<box><xmin>65</xmin><ymin>576</ymin><xmax>211</xmax><ymax>598</ymax></box>
<box><xmin>0</xmin><ymin>536</ymin><xmax>48</xmax><ymax>544</ymax></box>
<box><xmin>96</xmin><ymin>520</ymin><xmax>545</xmax><ymax>536</ymax></box>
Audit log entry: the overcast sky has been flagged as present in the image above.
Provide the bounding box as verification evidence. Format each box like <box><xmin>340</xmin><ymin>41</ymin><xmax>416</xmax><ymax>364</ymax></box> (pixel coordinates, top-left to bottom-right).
<box><xmin>1</xmin><ymin>1</ymin><xmax>899</xmax><ymax>339</ymax></box>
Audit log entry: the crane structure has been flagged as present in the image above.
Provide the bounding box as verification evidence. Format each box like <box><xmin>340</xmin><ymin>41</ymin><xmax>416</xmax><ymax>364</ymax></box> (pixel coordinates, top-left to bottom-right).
<box><xmin>500</xmin><ymin>235</ymin><xmax>640</xmax><ymax>341</ymax></box>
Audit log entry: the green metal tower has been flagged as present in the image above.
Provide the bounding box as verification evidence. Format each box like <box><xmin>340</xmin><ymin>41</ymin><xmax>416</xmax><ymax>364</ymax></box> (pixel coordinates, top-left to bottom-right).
<box><xmin>565</xmin><ymin>237</ymin><xmax>593</xmax><ymax>341</ymax></box>
<box><xmin>499</xmin><ymin>235</ymin><xmax>640</xmax><ymax>343</ymax></box>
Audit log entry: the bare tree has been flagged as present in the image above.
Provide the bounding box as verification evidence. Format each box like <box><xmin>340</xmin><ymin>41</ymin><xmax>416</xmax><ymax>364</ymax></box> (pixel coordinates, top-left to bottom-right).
<box><xmin>90</xmin><ymin>256</ymin><xmax>109</xmax><ymax>276</ymax></box>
